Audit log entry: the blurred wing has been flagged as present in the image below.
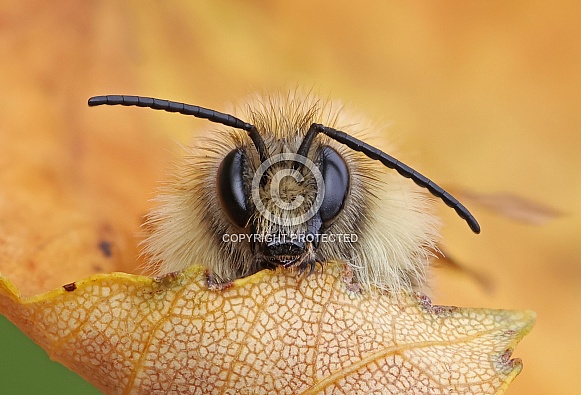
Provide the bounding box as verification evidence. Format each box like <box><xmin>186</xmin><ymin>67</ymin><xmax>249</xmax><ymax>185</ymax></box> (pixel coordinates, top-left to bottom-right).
<box><xmin>433</xmin><ymin>246</ymin><xmax>495</xmax><ymax>293</ymax></box>
<box><xmin>448</xmin><ymin>188</ymin><xmax>562</xmax><ymax>226</ymax></box>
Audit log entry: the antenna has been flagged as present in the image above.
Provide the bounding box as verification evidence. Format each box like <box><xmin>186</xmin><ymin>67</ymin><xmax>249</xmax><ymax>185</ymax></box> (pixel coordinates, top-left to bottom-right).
<box><xmin>88</xmin><ymin>95</ymin><xmax>480</xmax><ymax>233</ymax></box>
<box><xmin>301</xmin><ymin>123</ymin><xmax>481</xmax><ymax>233</ymax></box>
<box><xmin>88</xmin><ymin>95</ymin><xmax>269</xmax><ymax>162</ymax></box>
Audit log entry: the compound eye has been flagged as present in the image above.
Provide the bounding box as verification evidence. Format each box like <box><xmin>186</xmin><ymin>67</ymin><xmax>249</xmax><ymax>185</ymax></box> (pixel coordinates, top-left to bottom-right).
<box><xmin>319</xmin><ymin>146</ymin><xmax>350</xmax><ymax>225</ymax></box>
<box><xmin>217</xmin><ymin>149</ymin><xmax>252</xmax><ymax>228</ymax></box>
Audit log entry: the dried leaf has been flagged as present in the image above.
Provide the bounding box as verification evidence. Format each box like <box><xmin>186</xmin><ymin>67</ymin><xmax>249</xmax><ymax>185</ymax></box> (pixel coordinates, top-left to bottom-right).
<box><xmin>0</xmin><ymin>263</ymin><xmax>534</xmax><ymax>395</ymax></box>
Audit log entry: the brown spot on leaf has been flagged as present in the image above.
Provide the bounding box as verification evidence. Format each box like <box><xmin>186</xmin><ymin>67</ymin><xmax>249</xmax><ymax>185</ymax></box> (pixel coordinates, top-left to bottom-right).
<box><xmin>416</xmin><ymin>293</ymin><xmax>460</xmax><ymax>316</ymax></box>
<box><xmin>98</xmin><ymin>240</ymin><xmax>112</xmax><ymax>258</ymax></box>
<box><xmin>205</xmin><ymin>272</ymin><xmax>234</xmax><ymax>291</ymax></box>
<box><xmin>341</xmin><ymin>265</ymin><xmax>363</xmax><ymax>293</ymax></box>
<box><xmin>62</xmin><ymin>282</ymin><xmax>76</xmax><ymax>292</ymax></box>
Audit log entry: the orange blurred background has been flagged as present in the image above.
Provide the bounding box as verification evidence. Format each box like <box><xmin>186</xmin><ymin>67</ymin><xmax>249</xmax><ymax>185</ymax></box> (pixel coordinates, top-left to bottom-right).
<box><xmin>1</xmin><ymin>1</ymin><xmax>580</xmax><ymax>394</ymax></box>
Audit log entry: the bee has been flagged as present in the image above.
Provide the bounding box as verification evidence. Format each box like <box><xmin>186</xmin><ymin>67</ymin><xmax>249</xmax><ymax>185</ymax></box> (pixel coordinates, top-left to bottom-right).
<box><xmin>88</xmin><ymin>91</ymin><xmax>479</xmax><ymax>292</ymax></box>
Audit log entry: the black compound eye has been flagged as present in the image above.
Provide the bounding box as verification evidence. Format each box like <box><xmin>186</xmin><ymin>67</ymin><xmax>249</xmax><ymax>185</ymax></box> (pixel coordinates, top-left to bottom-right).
<box><xmin>217</xmin><ymin>149</ymin><xmax>252</xmax><ymax>228</ymax></box>
<box><xmin>319</xmin><ymin>146</ymin><xmax>350</xmax><ymax>225</ymax></box>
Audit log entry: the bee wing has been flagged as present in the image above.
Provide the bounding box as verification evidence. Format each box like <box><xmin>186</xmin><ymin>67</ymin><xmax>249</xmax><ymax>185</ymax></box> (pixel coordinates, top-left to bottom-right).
<box><xmin>445</xmin><ymin>187</ymin><xmax>562</xmax><ymax>226</ymax></box>
<box><xmin>433</xmin><ymin>246</ymin><xmax>495</xmax><ymax>293</ymax></box>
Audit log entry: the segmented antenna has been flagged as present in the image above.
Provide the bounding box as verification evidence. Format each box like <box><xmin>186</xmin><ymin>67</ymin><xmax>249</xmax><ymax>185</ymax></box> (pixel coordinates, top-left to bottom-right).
<box><xmin>88</xmin><ymin>95</ymin><xmax>270</xmax><ymax>163</ymax></box>
<box><xmin>88</xmin><ymin>95</ymin><xmax>480</xmax><ymax>233</ymax></box>
<box><xmin>305</xmin><ymin>123</ymin><xmax>480</xmax><ymax>233</ymax></box>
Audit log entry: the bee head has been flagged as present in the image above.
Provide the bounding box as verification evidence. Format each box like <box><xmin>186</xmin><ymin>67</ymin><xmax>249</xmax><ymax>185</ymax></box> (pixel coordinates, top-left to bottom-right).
<box><xmin>216</xmin><ymin>132</ymin><xmax>350</xmax><ymax>272</ymax></box>
<box><xmin>88</xmin><ymin>93</ymin><xmax>479</xmax><ymax>289</ymax></box>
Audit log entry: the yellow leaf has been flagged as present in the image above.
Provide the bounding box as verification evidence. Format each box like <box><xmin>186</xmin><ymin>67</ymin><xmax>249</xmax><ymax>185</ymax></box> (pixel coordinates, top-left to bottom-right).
<box><xmin>0</xmin><ymin>263</ymin><xmax>534</xmax><ymax>395</ymax></box>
